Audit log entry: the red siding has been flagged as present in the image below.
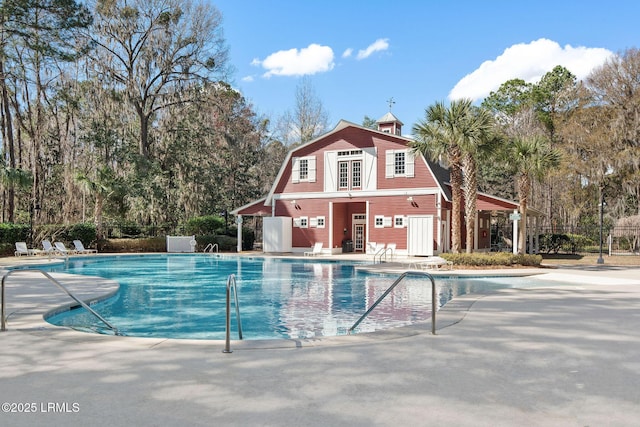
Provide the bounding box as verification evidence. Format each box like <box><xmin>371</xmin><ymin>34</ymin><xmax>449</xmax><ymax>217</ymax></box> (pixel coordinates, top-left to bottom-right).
<box><xmin>275</xmin><ymin>199</ymin><xmax>331</xmax><ymax>247</ymax></box>
<box><xmin>274</xmin><ymin>126</ymin><xmax>437</xmax><ymax>195</ymax></box>
<box><xmin>374</xmin><ymin>138</ymin><xmax>439</xmax><ymax>190</ymax></box>
<box><xmin>368</xmin><ymin>195</ymin><xmax>438</xmax><ymax>250</ymax></box>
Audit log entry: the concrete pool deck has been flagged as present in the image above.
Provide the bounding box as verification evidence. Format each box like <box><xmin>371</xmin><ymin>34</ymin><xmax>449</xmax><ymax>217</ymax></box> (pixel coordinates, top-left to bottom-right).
<box><xmin>1</xmin><ymin>254</ymin><xmax>640</xmax><ymax>426</ymax></box>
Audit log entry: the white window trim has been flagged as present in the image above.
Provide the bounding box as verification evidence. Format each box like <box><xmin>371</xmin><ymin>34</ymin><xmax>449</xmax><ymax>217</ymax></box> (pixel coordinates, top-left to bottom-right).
<box><xmin>385</xmin><ymin>149</ymin><xmax>415</xmax><ymax>178</ymax></box>
<box><xmin>316</xmin><ymin>216</ymin><xmax>325</xmax><ymax>228</ymax></box>
<box><xmin>394</xmin><ymin>215</ymin><xmax>406</xmax><ymax>228</ymax></box>
<box><xmin>374</xmin><ymin>215</ymin><xmax>385</xmax><ymax>228</ymax></box>
<box><xmin>292</xmin><ymin>156</ymin><xmax>316</xmax><ymax>183</ymax></box>
<box><xmin>299</xmin><ymin>216</ymin><xmax>308</xmax><ymax>228</ymax></box>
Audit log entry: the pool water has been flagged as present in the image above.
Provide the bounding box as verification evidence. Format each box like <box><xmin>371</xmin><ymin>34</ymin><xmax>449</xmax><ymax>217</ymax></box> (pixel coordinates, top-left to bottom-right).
<box><xmin>38</xmin><ymin>254</ymin><xmax>534</xmax><ymax>340</ymax></box>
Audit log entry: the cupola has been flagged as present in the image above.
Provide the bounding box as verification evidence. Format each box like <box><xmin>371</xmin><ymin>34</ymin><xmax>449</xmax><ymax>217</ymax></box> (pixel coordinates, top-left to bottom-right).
<box><xmin>376</xmin><ymin>112</ymin><xmax>403</xmax><ymax>135</ymax></box>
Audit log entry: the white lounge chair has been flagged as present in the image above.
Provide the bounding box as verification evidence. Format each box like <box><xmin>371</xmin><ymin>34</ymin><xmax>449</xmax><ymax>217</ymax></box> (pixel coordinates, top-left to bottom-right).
<box><xmin>54</xmin><ymin>241</ymin><xmax>77</xmax><ymax>255</ymax></box>
<box><xmin>420</xmin><ymin>256</ymin><xmax>454</xmax><ymax>270</ymax></box>
<box><xmin>304</xmin><ymin>242</ymin><xmax>323</xmax><ymax>256</ymax></box>
<box><xmin>42</xmin><ymin>240</ymin><xmax>57</xmax><ymax>254</ymax></box>
<box><xmin>14</xmin><ymin>242</ymin><xmax>37</xmax><ymax>256</ymax></box>
<box><xmin>73</xmin><ymin>240</ymin><xmax>97</xmax><ymax>254</ymax></box>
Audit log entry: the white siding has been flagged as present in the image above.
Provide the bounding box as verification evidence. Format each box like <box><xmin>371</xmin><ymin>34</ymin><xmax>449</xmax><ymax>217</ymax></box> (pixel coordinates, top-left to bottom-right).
<box><xmin>324</xmin><ymin>151</ymin><xmax>337</xmax><ymax>191</ymax></box>
<box><xmin>363</xmin><ymin>147</ymin><xmax>377</xmax><ymax>190</ymax></box>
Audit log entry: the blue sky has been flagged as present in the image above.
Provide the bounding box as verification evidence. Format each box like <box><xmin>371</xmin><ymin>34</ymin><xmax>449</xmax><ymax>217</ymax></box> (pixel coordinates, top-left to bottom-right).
<box><xmin>213</xmin><ymin>0</ymin><xmax>639</xmax><ymax>132</ymax></box>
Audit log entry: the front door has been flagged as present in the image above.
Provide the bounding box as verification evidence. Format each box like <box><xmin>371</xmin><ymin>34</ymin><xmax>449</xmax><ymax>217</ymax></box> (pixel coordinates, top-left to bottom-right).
<box><xmin>353</xmin><ymin>223</ymin><xmax>365</xmax><ymax>252</ymax></box>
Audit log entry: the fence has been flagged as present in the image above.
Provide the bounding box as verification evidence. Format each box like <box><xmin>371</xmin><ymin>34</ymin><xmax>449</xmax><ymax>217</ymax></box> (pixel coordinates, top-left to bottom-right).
<box><xmin>490</xmin><ymin>224</ymin><xmax>640</xmax><ymax>256</ymax></box>
<box><xmin>610</xmin><ymin>226</ymin><xmax>640</xmax><ymax>256</ymax></box>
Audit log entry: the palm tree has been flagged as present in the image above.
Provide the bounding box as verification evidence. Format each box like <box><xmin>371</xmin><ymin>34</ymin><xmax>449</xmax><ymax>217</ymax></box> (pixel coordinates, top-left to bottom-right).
<box><xmin>75</xmin><ymin>167</ymin><xmax>116</xmax><ymax>240</ymax></box>
<box><xmin>507</xmin><ymin>135</ymin><xmax>561</xmax><ymax>253</ymax></box>
<box><xmin>460</xmin><ymin>106</ymin><xmax>499</xmax><ymax>253</ymax></box>
<box><xmin>412</xmin><ymin>99</ymin><xmax>477</xmax><ymax>253</ymax></box>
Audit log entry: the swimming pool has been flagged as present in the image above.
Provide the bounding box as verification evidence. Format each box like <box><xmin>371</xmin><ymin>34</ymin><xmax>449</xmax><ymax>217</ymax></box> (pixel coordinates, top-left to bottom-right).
<box><xmin>36</xmin><ymin>254</ymin><xmax>535</xmax><ymax>340</ymax></box>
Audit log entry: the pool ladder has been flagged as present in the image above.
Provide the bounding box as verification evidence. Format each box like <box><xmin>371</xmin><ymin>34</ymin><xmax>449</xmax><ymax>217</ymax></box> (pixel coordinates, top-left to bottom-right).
<box><xmin>203</xmin><ymin>243</ymin><xmax>219</xmax><ymax>253</ymax></box>
<box><xmin>223</xmin><ymin>274</ymin><xmax>243</xmax><ymax>353</ymax></box>
<box><xmin>373</xmin><ymin>247</ymin><xmax>393</xmax><ymax>264</ymax></box>
<box><xmin>348</xmin><ymin>271</ymin><xmax>437</xmax><ymax>335</ymax></box>
<box><xmin>1</xmin><ymin>269</ymin><xmax>118</xmax><ymax>335</ymax></box>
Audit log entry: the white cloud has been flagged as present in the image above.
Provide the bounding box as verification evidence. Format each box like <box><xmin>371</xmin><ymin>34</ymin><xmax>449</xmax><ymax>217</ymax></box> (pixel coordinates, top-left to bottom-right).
<box><xmin>356</xmin><ymin>38</ymin><xmax>390</xmax><ymax>60</ymax></box>
<box><xmin>253</xmin><ymin>44</ymin><xmax>335</xmax><ymax>77</ymax></box>
<box><xmin>448</xmin><ymin>38</ymin><xmax>614</xmax><ymax>101</ymax></box>
<box><xmin>342</xmin><ymin>48</ymin><xmax>353</xmax><ymax>58</ymax></box>
<box><xmin>241</xmin><ymin>75</ymin><xmax>254</xmax><ymax>82</ymax></box>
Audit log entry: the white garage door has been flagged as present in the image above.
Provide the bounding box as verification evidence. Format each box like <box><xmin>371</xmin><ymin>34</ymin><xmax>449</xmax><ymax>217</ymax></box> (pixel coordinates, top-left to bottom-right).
<box><xmin>407</xmin><ymin>215</ymin><xmax>434</xmax><ymax>256</ymax></box>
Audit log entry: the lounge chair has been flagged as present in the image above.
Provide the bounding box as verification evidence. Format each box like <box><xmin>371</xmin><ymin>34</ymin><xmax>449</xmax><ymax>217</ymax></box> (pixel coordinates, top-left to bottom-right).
<box><xmin>304</xmin><ymin>242</ymin><xmax>323</xmax><ymax>256</ymax></box>
<box><xmin>420</xmin><ymin>256</ymin><xmax>454</xmax><ymax>270</ymax></box>
<box><xmin>73</xmin><ymin>240</ymin><xmax>97</xmax><ymax>254</ymax></box>
<box><xmin>42</xmin><ymin>240</ymin><xmax>57</xmax><ymax>254</ymax></box>
<box><xmin>14</xmin><ymin>242</ymin><xmax>38</xmax><ymax>256</ymax></box>
<box><xmin>54</xmin><ymin>241</ymin><xmax>77</xmax><ymax>255</ymax></box>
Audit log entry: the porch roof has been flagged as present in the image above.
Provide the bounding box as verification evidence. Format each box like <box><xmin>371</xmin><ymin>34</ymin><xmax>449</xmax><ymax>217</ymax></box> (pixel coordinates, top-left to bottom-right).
<box><xmin>231</xmin><ymin>197</ymin><xmax>270</xmax><ymax>216</ymax></box>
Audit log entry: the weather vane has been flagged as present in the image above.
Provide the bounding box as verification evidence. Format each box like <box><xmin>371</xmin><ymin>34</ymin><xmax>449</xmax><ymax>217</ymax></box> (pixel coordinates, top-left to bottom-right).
<box><xmin>387</xmin><ymin>97</ymin><xmax>395</xmax><ymax>111</ymax></box>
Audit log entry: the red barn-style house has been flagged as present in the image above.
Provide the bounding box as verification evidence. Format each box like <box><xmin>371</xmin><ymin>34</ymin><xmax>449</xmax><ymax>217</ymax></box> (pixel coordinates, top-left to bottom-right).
<box><xmin>234</xmin><ymin>113</ymin><xmax>529</xmax><ymax>256</ymax></box>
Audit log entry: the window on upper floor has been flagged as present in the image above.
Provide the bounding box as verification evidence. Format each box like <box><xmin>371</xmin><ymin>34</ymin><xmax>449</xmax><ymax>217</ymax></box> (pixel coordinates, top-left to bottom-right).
<box><xmin>324</xmin><ymin>148</ymin><xmax>376</xmax><ymax>192</ymax></box>
<box><xmin>394</xmin><ymin>151</ymin><xmax>405</xmax><ymax>175</ymax></box>
<box><xmin>385</xmin><ymin>149</ymin><xmax>414</xmax><ymax>178</ymax></box>
<box><xmin>292</xmin><ymin>156</ymin><xmax>316</xmax><ymax>183</ymax></box>
<box><xmin>338</xmin><ymin>160</ymin><xmax>362</xmax><ymax>191</ymax></box>
<box><xmin>299</xmin><ymin>159</ymin><xmax>308</xmax><ymax>180</ymax></box>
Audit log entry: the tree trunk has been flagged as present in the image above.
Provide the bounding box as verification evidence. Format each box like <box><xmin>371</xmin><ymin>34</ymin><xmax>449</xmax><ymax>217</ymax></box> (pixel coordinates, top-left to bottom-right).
<box><xmin>463</xmin><ymin>153</ymin><xmax>478</xmax><ymax>253</ymax></box>
<box><xmin>94</xmin><ymin>194</ymin><xmax>103</xmax><ymax>241</ymax></box>
<box><xmin>518</xmin><ymin>174</ymin><xmax>530</xmax><ymax>254</ymax></box>
<box><xmin>0</xmin><ymin>59</ymin><xmax>16</xmax><ymax>222</ymax></box>
<box><xmin>450</xmin><ymin>161</ymin><xmax>463</xmax><ymax>253</ymax></box>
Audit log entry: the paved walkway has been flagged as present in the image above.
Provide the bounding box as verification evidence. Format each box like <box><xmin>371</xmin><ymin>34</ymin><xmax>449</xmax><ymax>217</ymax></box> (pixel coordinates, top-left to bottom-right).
<box><xmin>1</xmin><ymin>255</ymin><xmax>640</xmax><ymax>426</ymax></box>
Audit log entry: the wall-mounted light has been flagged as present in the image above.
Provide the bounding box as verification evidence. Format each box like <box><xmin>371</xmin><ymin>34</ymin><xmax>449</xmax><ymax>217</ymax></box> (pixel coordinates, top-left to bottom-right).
<box><xmin>407</xmin><ymin>196</ymin><xmax>413</xmax><ymax>202</ymax></box>
<box><xmin>290</xmin><ymin>199</ymin><xmax>300</xmax><ymax>210</ymax></box>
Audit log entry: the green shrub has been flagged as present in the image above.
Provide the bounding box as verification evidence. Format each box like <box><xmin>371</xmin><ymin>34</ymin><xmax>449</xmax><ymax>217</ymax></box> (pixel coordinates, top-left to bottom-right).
<box><xmin>0</xmin><ymin>223</ymin><xmax>30</xmax><ymax>244</ymax></box>
<box><xmin>562</xmin><ymin>233</ymin><xmax>595</xmax><ymax>253</ymax></box>
<box><xmin>68</xmin><ymin>223</ymin><xmax>97</xmax><ymax>246</ymax></box>
<box><xmin>184</xmin><ymin>215</ymin><xmax>225</xmax><ymax>236</ymax></box>
<box><xmin>0</xmin><ymin>242</ymin><xmax>14</xmax><ymax>256</ymax></box>
<box><xmin>440</xmin><ymin>252</ymin><xmax>542</xmax><ymax>267</ymax></box>
<box><xmin>119</xmin><ymin>221</ymin><xmax>142</xmax><ymax>237</ymax></box>
<box><xmin>215</xmin><ymin>235</ymin><xmax>237</xmax><ymax>251</ymax></box>
<box><xmin>242</xmin><ymin>227</ymin><xmax>255</xmax><ymax>251</ymax></box>
<box><xmin>539</xmin><ymin>233</ymin><xmax>570</xmax><ymax>254</ymax></box>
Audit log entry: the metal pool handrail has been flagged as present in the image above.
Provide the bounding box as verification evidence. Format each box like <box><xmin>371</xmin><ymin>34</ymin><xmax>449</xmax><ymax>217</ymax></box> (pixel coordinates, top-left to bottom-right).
<box><xmin>1</xmin><ymin>269</ymin><xmax>118</xmax><ymax>334</ymax></box>
<box><xmin>203</xmin><ymin>243</ymin><xmax>219</xmax><ymax>253</ymax></box>
<box><xmin>348</xmin><ymin>271</ymin><xmax>437</xmax><ymax>335</ymax></box>
<box><xmin>222</xmin><ymin>274</ymin><xmax>243</xmax><ymax>353</ymax></box>
<box><xmin>373</xmin><ymin>247</ymin><xmax>393</xmax><ymax>264</ymax></box>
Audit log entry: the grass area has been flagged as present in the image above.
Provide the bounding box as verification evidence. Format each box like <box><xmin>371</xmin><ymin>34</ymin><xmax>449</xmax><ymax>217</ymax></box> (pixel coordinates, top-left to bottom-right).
<box><xmin>541</xmin><ymin>253</ymin><xmax>640</xmax><ymax>266</ymax></box>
